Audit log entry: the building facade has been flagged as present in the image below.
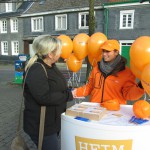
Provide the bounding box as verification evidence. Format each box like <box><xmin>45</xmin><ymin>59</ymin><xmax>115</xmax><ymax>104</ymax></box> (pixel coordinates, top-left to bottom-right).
<box><xmin>0</xmin><ymin>0</ymin><xmax>150</xmax><ymax>64</ymax></box>
<box><xmin>21</xmin><ymin>0</ymin><xmax>103</xmax><ymax>57</ymax></box>
<box><xmin>102</xmin><ymin>0</ymin><xmax>150</xmax><ymax>67</ymax></box>
<box><xmin>0</xmin><ymin>1</ymin><xmax>32</xmax><ymax>63</ymax></box>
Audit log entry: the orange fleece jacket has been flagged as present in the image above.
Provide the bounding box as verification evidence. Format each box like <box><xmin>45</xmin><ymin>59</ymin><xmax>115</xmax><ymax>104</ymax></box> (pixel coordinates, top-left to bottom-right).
<box><xmin>76</xmin><ymin>65</ymin><xmax>144</xmax><ymax>104</ymax></box>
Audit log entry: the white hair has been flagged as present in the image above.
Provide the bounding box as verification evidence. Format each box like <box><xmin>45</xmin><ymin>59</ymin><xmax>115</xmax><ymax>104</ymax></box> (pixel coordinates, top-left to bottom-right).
<box><xmin>25</xmin><ymin>35</ymin><xmax>62</xmax><ymax>71</ymax></box>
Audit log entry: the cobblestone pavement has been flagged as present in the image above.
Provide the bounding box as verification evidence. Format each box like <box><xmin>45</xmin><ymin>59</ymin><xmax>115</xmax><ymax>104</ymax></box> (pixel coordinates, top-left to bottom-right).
<box><xmin>0</xmin><ymin>63</ymin><xmax>88</xmax><ymax>150</ymax></box>
<box><xmin>0</xmin><ymin>64</ymin><xmax>37</xmax><ymax>150</ymax></box>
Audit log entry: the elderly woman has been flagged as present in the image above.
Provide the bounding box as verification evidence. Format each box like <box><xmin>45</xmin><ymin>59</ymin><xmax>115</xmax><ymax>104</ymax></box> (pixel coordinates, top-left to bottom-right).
<box><xmin>23</xmin><ymin>35</ymin><xmax>73</xmax><ymax>150</ymax></box>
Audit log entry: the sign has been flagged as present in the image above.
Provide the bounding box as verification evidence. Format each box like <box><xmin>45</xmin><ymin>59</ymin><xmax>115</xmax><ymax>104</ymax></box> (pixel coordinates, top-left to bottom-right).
<box><xmin>18</xmin><ymin>54</ymin><xmax>30</xmax><ymax>61</ymax></box>
<box><xmin>75</xmin><ymin>136</ymin><xmax>133</xmax><ymax>150</ymax></box>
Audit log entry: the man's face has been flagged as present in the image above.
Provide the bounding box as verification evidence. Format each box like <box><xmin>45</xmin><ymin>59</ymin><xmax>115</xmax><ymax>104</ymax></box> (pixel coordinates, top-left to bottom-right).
<box><xmin>102</xmin><ymin>49</ymin><xmax>119</xmax><ymax>62</ymax></box>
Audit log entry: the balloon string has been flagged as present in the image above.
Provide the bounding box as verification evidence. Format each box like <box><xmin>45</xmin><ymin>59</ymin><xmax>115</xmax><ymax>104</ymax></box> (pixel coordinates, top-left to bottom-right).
<box><xmin>144</xmin><ymin>92</ymin><xmax>147</xmax><ymax>100</ymax></box>
<box><xmin>78</xmin><ymin>67</ymin><xmax>81</xmax><ymax>83</ymax></box>
<box><xmin>66</xmin><ymin>63</ymin><xmax>72</xmax><ymax>87</ymax></box>
<box><xmin>72</xmin><ymin>73</ymin><xmax>79</xmax><ymax>88</ymax></box>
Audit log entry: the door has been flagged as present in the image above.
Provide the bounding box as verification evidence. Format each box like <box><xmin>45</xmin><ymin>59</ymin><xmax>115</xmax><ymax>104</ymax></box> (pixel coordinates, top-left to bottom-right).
<box><xmin>121</xmin><ymin>46</ymin><xmax>130</xmax><ymax>67</ymax></box>
<box><xmin>120</xmin><ymin>42</ymin><xmax>133</xmax><ymax>68</ymax></box>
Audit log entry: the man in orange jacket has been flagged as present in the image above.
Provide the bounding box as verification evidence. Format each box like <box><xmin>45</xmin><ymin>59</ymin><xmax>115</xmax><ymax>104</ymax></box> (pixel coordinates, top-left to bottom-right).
<box><xmin>72</xmin><ymin>39</ymin><xmax>144</xmax><ymax>104</ymax></box>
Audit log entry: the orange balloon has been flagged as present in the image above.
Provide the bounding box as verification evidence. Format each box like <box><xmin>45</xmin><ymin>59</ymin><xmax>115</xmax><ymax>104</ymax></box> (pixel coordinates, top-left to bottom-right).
<box><xmin>130</xmin><ymin>36</ymin><xmax>150</xmax><ymax>71</ymax></box>
<box><xmin>57</xmin><ymin>35</ymin><xmax>73</xmax><ymax>59</ymax></box>
<box><xmin>66</xmin><ymin>53</ymin><xmax>82</xmax><ymax>72</ymax></box>
<box><xmin>101</xmin><ymin>99</ymin><xmax>120</xmax><ymax>111</ymax></box>
<box><xmin>133</xmin><ymin>100</ymin><xmax>150</xmax><ymax>119</ymax></box>
<box><xmin>73</xmin><ymin>33</ymin><xmax>90</xmax><ymax>60</ymax></box>
<box><xmin>88</xmin><ymin>54</ymin><xmax>102</xmax><ymax>67</ymax></box>
<box><xmin>141</xmin><ymin>63</ymin><xmax>150</xmax><ymax>96</ymax></box>
<box><xmin>130</xmin><ymin>60</ymin><xmax>142</xmax><ymax>79</ymax></box>
<box><xmin>88</xmin><ymin>32</ymin><xmax>107</xmax><ymax>57</ymax></box>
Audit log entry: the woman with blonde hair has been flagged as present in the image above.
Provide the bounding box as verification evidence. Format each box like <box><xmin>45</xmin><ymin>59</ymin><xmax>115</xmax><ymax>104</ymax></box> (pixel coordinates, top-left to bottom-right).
<box><xmin>23</xmin><ymin>35</ymin><xmax>73</xmax><ymax>150</ymax></box>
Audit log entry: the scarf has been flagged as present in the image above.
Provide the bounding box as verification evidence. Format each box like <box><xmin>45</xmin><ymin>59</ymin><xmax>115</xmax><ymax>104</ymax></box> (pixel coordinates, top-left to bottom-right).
<box><xmin>99</xmin><ymin>54</ymin><xmax>121</xmax><ymax>76</ymax></box>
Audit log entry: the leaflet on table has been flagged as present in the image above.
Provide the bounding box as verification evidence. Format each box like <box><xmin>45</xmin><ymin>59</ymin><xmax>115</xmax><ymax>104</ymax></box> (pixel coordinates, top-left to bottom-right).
<box><xmin>66</xmin><ymin>103</ymin><xmax>150</xmax><ymax>126</ymax></box>
<box><xmin>65</xmin><ymin>103</ymin><xmax>107</xmax><ymax>121</ymax></box>
<box><xmin>97</xmin><ymin>109</ymin><xmax>150</xmax><ymax>126</ymax></box>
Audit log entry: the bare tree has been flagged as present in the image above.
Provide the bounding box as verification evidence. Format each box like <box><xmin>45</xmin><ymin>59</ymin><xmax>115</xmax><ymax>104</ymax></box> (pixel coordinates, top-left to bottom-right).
<box><xmin>86</xmin><ymin>0</ymin><xmax>95</xmax><ymax>81</ymax></box>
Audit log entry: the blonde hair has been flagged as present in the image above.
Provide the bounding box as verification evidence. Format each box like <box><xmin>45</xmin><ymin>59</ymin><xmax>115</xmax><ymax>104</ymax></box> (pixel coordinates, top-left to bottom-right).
<box><xmin>25</xmin><ymin>35</ymin><xmax>62</xmax><ymax>71</ymax></box>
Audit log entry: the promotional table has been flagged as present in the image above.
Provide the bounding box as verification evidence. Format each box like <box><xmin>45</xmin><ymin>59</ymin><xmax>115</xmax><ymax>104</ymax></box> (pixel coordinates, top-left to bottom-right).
<box><xmin>61</xmin><ymin>102</ymin><xmax>150</xmax><ymax>150</ymax></box>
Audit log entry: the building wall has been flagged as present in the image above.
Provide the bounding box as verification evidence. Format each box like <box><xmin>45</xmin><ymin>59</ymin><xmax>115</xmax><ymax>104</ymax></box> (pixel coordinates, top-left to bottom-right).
<box><xmin>0</xmin><ymin>17</ymin><xmax>24</xmax><ymax>62</ymax></box>
<box><xmin>106</xmin><ymin>4</ymin><xmax>150</xmax><ymax>40</ymax></box>
<box><xmin>23</xmin><ymin>9</ymin><xmax>104</xmax><ymax>39</ymax></box>
<box><xmin>0</xmin><ymin>3</ymin><xmax>5</xmax><ymax>13</ymax></box>
<box><xmin>0</xmin><ymin>1</ymin><xmax>32</xmax><ymax>63</ymax></box>
<box><xmin>0</xmin><ymin>18</ymin><xmax>24</xmax><ymax>53</ymax></box>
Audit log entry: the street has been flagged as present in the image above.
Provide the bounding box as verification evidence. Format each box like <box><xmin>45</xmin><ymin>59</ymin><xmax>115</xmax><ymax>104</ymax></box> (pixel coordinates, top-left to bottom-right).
<box><xmin>0</xmin><ymin>63</ymin><xmax>88</xmax><ymax>150</ymax></box>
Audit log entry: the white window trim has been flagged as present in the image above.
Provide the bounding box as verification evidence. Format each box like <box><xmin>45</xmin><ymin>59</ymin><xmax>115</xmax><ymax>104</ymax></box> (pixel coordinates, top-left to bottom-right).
<box><xmin>5</xmin><ymin>3</ymin><xmax>13</xmax><ymax>12</ymax></box>
<box><xmin>11</xmin><ymin>41</ymin><xmax>19</xmax><ymax>56</ymax></box>
<box><xmin>120</xmin><ymin>10</ymin><xmax>135</xmax><ymax>29</ymax></box>
<box><xmin>1</xmin><ymin>41</ymin><xmax>8</xmax><ymax>55</ymax></box>
<box><xmin>31</xmin><ymin>17</ymin><xmax>44</xmax><ymax>32</ymax></box>
<box><xmin>10</xmin><ymin>18</ymin><xmax>18</xmax><ymax>33</ymax></box>
<box><xmin>0</xmin><ymin>20</ymin><xmax>7</xmax><ymax>33</ymax></box>
<box><xmin>119</xmin><ymin>40</ymin><xmax>134</xmax><ymax>55</ymax></box>
<box><xmin>55</xmin><ymin>14</ymin><xmax>67</xmax><ymax>31</ymax></box>
<box><xmin>78</xmin><ymin>12</ymin><xmax>90</xmax><ymax>29</ymax></box>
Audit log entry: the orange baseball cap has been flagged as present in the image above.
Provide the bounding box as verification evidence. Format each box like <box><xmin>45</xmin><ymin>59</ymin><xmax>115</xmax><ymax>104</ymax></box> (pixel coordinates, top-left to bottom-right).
<box><xmin>100</xmin><ymin>40</ymin><xmax>120</xmax><ymax>51</ymax></box>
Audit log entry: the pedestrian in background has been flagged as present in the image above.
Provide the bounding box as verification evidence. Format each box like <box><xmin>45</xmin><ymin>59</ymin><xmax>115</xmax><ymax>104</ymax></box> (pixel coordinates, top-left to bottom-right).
<box><xmin>72</xmin><ymin>39</ymin><xmax>144</xmax><ymax>104</ymax></box>
<box><xmin>23</xmin><ymin>35</ymin><xmax>73</xmax><ymax>150</ymax></box>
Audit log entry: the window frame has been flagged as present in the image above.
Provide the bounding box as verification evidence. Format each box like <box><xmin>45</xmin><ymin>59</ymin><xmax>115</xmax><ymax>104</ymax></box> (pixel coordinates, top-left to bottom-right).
<box><xmin>0</xmin><ymin>19</ymin><xmax>7</xmax><ymax>33</ymax></box>
<box><xmin>5</xmin><ymin>3</ymin><xmax>13</xmax><ymax>12</ymax></box>
<box><xmin>11</xmin><ymin>41</ymin><xmax>19</xmax><ymax>56</ymax></box>
<box><xmin>55</xmin><ymin>14</ymin><xmax>67</xmax><ymax>31</ymax></box>
<box><xmin>31</xmin><ymin>17</ymin><xmax>44</xmax><ymax>32</ymax></box>
<box><xmin>78</xmin><ymin>12</ymin><xmax>89</xmax><ymax>29</ymax></box>
<box><xmin>1</xmin><ymin>41</ymin><xmax>8</xmax><ymax>55</ymax></box>
<box><xmin>120</xmin><ymin>10</ymin><xmax>135</xmax><ymax>29</ymax></box>
<box><xmin>10</xmin><ymin>18</ymin><xmax>18</xmax><ymax>33</ymax></box>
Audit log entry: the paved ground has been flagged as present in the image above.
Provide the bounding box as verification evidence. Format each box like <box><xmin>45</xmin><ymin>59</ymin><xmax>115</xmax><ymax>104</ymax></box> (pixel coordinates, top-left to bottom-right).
<box><xmin>0</xmin><ymin>63</ymin><xmax>88</xmax><ymax>150</ymax></box>
<box><xmin>0</xmin><ymin>64</ymin><xmax>36</xmax><ymax>149</ymax></box>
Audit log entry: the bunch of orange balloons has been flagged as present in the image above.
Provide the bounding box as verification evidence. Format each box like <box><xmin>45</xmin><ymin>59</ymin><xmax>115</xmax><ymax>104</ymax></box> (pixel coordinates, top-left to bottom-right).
<box><xmin>130</xmin><ymin>36</ymin><xmax>150</xmax><ymax>95</ymax></box>
<box><xmin>57</xmin><ymin>32</ymin><xmax>107</xmax><ymax>72</ymax></box>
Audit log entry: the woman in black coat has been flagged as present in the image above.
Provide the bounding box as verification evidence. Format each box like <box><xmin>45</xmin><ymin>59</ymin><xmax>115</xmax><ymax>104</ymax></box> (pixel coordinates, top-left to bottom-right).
<box><xmin>23</xmin><ymin>35</ymin><xmax>73</xmax><ymax>150</ymax></box>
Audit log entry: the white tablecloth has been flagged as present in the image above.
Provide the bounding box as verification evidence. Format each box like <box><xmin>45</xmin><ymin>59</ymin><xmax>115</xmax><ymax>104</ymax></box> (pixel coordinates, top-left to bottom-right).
<box><xmin>61</xmin><ymin>102</ymin><xmax>150</xmax><ymax>150</ymax></box>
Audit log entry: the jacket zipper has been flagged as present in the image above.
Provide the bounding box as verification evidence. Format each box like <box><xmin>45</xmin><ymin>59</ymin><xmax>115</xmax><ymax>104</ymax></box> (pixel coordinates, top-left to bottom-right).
<box><xmin>101</xmin><ymin>76</ymin><xmax>106</xmax><ymax>103</ymax></box>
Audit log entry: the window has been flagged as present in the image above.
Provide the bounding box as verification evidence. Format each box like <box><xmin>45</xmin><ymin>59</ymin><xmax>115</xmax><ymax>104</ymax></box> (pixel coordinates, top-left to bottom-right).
<box><xmin>55</xmin><ymin>14</ymin><xmax>67</xmax><ymax>30</ymax></box>
<box><xmin>120</xmin><ymin>10</ymin><xmax>134</xmax><ymax>29</ymax></box>
<box><xmin>11</xmin><ymin>41</ymin><xmax>19</xmax><ymax>55</ymax></box>
<box><xmin>0</xmin><ymin>20</ymin><xmax>7</xmax><ymax>33</ymax></box>
<box><xmin>10</xmin><ymin>18</ymin><xmax>18</xmax><ymax>32</ymax></box>
<box><xmin>5</xmin><ymin>3</ymin><xmax>13</xmax><ymax>12</ymax></box>
<box><xmin>79</xmin><ymin>12</ymin><xmax>89</xmax><ymax>29</ymax></box>
<box><xmin>1</xmin><ymin>41</ymin><xmax>8</xmax><ymax>55</ymax></box>
<box><xmin>31</xmin><ymin>17</ymin><xmax>43</xmax><ymax>32</ymax></box>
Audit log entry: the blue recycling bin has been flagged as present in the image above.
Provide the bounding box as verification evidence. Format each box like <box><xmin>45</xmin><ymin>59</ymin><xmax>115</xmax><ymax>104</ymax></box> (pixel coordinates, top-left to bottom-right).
<box><xmin>14</xmin><ymin>60</ymin><xmax>25</xmax><ymax>84</ymax></box>
<box><xmin>14</xmin><ymin>54</ymin><xmax>29</xmax><ymax>84</ymax></box>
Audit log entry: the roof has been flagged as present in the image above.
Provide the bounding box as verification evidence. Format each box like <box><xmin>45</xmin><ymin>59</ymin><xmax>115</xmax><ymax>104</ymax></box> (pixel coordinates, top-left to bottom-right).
<box><xmin>0</xmin><ymin>1</ymin><xmax>33</xmax><ymax>18</ymax></box>
<box><xmin>23</xmin><ymin>0</ymin><xmax>101</xmax><ymax>14</ymax></box>
<box><xmin>101</xmin><ymin>0</ymin><xmax>139</xmax><ymax>5</ymax></box>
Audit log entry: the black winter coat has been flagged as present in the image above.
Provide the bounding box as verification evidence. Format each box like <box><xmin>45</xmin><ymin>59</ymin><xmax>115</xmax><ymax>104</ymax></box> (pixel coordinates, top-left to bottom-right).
<box><xmin>23</xmin><ymin>59</ymin><xmax>73</xmax><ymax>136</ymax></box>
